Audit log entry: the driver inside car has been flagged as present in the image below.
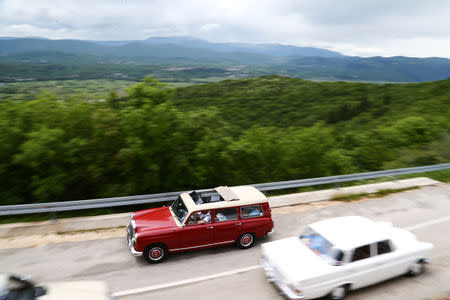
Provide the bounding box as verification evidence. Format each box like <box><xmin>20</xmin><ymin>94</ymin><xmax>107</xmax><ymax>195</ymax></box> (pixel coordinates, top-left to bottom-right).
<box><xmin>188</xmin><ymin>211</ymin><xmax>211</xmax><ymax>225</ymax></box>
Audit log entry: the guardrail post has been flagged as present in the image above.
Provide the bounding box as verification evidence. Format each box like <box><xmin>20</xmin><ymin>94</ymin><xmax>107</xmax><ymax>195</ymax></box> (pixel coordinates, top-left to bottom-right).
<box><xmin>334</xmin><ymin>183</ymin><xmax>340</xmax><ymax>189</ymax></box>
<box><xmin>50</xmin><ymin>211</ymin><xmax>58</xmax><ymax>223</ymax></box>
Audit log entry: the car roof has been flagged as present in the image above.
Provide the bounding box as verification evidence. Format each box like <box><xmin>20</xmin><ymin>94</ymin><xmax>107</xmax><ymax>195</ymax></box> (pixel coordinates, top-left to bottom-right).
<box><xmin>181</xmin><ymin>185</ymin><xmax>268</xmax><ymax>212</ymax></box>
<box><xmin>309</xmin><ymin>216</ymin><xmax>392</xmax><ymax>251</ymax></box>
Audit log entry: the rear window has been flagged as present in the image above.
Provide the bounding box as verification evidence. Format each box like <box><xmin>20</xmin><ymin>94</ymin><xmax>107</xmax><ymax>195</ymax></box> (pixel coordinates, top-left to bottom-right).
<box><xmin>377</xmin><ymin>240</ymin><xmax>392</xmax><ymax>255</ymax></box>
<box><xmin>241</xmin><ymin>205</ymin><xmax>263</xmax><ymax>219</ymax></box>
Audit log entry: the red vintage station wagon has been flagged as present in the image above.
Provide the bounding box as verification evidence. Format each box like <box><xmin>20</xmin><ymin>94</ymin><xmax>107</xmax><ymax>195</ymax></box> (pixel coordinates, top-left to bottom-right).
<box><xmin>127</xmin><ymin>185</ymin><xmax>274</xmax><ymax>263</ymax></box>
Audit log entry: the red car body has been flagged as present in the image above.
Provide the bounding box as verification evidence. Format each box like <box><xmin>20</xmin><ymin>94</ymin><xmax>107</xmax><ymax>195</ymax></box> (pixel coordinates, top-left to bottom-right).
<box><xmin>127</xmin><ymin>185</ymin><xmax>274</xmax><ymax>263</ymax></box>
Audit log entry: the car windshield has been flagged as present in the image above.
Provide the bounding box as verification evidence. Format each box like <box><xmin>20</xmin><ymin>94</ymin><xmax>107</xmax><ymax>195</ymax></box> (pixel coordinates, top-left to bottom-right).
<box><xmin>171</xmin><ymin>196</ymin><xmax>188</xmax><ymax>223</ymax></box>
<box><xmin>300</xmin><ymin>228</ymin><xmax>343</xmax><ymax>266</ymax></box>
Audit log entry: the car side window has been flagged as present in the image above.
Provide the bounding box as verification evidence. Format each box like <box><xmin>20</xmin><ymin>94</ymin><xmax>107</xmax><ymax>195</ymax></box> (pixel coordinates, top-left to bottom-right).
<box><xmin>187</xmin><ymin>210</ymin><xmax>211</xmax><ymax>225</ymax></box>
<box><xmin>377</xmin><ymin>240</ymin><xmax>392</xmax><ymax>255</ymax></box>
<box><xmin>351</xmin><ymin>244</ymin><xmax>371</xmax><ymax>262</ymax></box>
<box><xmin>240</xmin><ymin>205</ymin><xmax>263</xmax><ymax>219</ymax></box>
<box><xmin>214</xmin><ymin>208</ymin><xmax>238</xmax><ymax>222</ymax></box>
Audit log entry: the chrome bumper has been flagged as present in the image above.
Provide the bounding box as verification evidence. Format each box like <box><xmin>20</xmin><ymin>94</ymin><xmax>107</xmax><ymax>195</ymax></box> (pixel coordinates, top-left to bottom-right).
<box><xmin>260</xmin><ymin>258</ymin><xmax>304</xmax><ymax>299</ymax></box>
<box><xmin>128</xmin><ymin>239</ymin><xmax>143</xmax><ymax>256</ymax></box>
<box><xmin>127</xmin><ymin>220</ymin><xmax>143</xmax><ymax>257</ymax></box>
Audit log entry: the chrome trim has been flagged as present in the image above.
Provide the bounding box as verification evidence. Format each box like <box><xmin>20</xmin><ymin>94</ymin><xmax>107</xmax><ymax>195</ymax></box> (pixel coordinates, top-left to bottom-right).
<box><xmin>127</xmin><ymin>216</ymin><xmax>142</xmax><ymax>256</ymax></box>
<box><xmin>128</xmin><ymin>239</ymin><xmax>143</xmax><ymax>256</ymax></box>
<box><xmin>169</xmin><ymin>240</ymin><xmax>235</xmax><ymax>252</ymax></box>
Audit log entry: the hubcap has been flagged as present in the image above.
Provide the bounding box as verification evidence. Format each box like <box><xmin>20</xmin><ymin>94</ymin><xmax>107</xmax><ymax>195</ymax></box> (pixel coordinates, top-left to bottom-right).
<box><xmin>241</xmin><ymin>234</ymin><xmax>253</xmax><ymax>246</ymax></box>
<box><xmin>411</xmin><ymin>263</ymin><xmax>422</xmax><ymax>275</ymax></box>
<box><xmin>149</xmin><ymin>247</ymin><xmax>163</xmax><ymax>260</ymax></box>
<box><xmin>332</xmin><ymin>287</ymin><xmax>345</xmax><ymax>299</ymax></box>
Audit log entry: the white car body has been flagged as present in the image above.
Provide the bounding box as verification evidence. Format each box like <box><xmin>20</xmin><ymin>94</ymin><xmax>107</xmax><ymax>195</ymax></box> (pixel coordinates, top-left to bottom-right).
<box><xmin>260</xmin><ymin>216</ymin><xmax>433</xmax><ymax>299</ymax></box>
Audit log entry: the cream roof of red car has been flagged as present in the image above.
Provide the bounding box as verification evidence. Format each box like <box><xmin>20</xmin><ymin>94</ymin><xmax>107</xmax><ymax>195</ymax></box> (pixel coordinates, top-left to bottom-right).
<box><xmin>181</xmin><ymin>185</ymin><xmax>268</xmax><ymax>211</ymax></box>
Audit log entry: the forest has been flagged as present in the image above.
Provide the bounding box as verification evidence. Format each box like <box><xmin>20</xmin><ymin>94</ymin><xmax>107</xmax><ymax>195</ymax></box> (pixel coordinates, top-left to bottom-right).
<box><xmin>0</xmin><ymin>76</ymin><xmax>449</xmax><ymax>206</ymax></box>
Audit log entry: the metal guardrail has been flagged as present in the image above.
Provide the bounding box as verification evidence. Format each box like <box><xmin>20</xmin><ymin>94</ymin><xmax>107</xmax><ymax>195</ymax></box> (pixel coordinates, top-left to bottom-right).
<box><xmin>0</xmin><ymin>163</ymin><xmax>449</xmax><ymax>216</ymax></box>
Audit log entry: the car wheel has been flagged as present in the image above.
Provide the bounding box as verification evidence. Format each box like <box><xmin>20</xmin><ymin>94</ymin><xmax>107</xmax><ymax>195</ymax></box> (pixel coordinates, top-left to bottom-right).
<box><xmin>237</xmin><ymin>233</ymin><xmax>255</xmax><ymax>249</ymax></box>
<box><xmin>144</xmin><ymin>244</ymin><xmax>167</xmax><ymax>264</ymax></box>
<box><xmin>407</xmin><ymin>260</ymin><xmax>423</xmax><ymax>276</ymax></box>
<box><xmin>328</xmin><ymin>285</ymin><xmax>348</xmax><ymax>300</ymax></box>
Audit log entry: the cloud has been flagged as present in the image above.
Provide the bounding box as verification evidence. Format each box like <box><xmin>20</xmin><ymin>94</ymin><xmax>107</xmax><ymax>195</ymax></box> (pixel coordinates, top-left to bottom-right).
<box><xmin>0</xmin><ymin>0</ymin><xmax>449</xmax><ymax>57</ymax></box>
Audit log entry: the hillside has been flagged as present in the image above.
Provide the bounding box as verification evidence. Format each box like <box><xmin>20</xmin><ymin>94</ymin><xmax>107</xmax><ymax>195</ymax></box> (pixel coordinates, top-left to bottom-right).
<box><xmin>173</xmin><ymin>76</ymin><xmax>450</xmax><ymax>129</ymax></box>
<box><xmin>0</xmin><ymin>76</ymin><xmax>448</xmax><ymax>205</ymax></box>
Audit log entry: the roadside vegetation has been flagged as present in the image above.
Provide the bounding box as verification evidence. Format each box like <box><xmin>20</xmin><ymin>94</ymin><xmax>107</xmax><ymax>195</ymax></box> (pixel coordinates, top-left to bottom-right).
<box><xmin>330</xmin><ymin>187</ymin><xmax>419</xmax><ymax>202</ymax></box>
<box><xmin>0</xmin><ymin>76</ymin><xmax>448</xmax><ymax>210</ymax></box>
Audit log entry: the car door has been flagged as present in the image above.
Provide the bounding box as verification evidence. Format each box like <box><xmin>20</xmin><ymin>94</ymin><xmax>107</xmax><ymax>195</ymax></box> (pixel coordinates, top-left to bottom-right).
<box><xmin>369</xmin><ymin>240</ymin><xmax>405</xmax><ymax>283</ymax></box>
<box><xmin>212</xmin><ymin>207</ymin><xmax>240</xmax><ymax>244</ymax></box>
<box><xmin>178</xmin><ymin>210</ymin><xmax>214</xmax><ymax>249</ymax></box>
<box><xmin>346</xmin><ymin>244</ymin><xmax>380</xmax><ymax>289</ymax></box>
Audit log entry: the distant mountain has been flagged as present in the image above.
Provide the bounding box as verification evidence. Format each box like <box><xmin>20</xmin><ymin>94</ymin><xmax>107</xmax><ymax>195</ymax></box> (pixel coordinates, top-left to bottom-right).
<box><xmin>0</xmin><ymin>37</ymin><xmax>449</xmax><ymax>82</ymax></box>
<box><xmin>95</xmin><ymin>36</ymin><xmax>344</xmax><ymax>58</ymax></box>
<box><xmin>0</xmin><ymin>38</ymin><xmax>277</xmax><ymax>64</ymax></box>
<box><xmin>285</xmin><ymin>56</ymin><xmax>450</xmax><ymax>82</ymax></box>
<box><xmin>138</xmin><ymin>37</ymin><xmax>345</xmax><ymax>58</ymax></box>
<box><xmin>0</xmin><ymin>38</ymin><xmax>106</xmax><ymax>56</ymax></box>
<box><xmin>0</xmin><ymin>37</ymin><xmax>343</xmax><ymax>60</ymax></box>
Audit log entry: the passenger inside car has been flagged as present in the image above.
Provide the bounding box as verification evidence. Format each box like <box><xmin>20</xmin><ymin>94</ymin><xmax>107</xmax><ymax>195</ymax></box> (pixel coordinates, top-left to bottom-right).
<box><xmin>215</xmin><ymin>208</ymin><xmax>238</xmax><ymax>222</ymax></box>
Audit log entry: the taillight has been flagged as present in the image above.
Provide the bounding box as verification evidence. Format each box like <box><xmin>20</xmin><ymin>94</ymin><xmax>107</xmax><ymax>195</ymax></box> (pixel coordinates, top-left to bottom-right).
<box><xmin>287</xmin><ymin>283</ymin><xmax>302</xmax><ymax>295</ymax></box>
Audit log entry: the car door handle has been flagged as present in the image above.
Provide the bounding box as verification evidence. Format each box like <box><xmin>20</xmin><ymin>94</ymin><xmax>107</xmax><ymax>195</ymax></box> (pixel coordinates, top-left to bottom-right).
<box><xmin>206</xmin><ymin>226</ymin><xmax>214</xmax><ymax>229</ymax></box>
<box><xmin>235</xmin><ymin>222</ymin><xmax>242</xmax><ymax>226</ymax></box>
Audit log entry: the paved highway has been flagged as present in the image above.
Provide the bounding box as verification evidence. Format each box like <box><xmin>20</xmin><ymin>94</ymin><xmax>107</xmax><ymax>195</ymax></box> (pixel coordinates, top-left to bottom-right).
<box><xmin>1</xmin><ymin>184</ymin><xmax>449</xmax><ymax>299</ymax></box>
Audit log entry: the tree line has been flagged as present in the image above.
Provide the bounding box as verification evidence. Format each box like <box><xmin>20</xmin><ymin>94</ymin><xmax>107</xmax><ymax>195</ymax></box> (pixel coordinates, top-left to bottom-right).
<box><xmin>0</xmin><ymin>76</ymin><xmax>448</xmax><ymax>205</ymax></box>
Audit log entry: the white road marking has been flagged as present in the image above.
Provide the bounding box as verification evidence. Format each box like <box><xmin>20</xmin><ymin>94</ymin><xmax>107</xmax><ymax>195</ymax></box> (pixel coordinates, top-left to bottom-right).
<box><xmin>111</xmin><ymin>265</ymin><xmax>261</xmax><ymax>297</ymax></box>
<box><xmin>405</xmin><ymin>215</ymin><xmax>450</xmax><ymax>231</ymax></box>
<box><xmin>113</xmin><ymin>215</ymin><xmax>450</xmax><ymax>297</ymax></box>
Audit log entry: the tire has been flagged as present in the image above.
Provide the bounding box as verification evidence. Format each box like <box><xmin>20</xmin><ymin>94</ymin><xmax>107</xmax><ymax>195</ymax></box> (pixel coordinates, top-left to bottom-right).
<box><xmin>406</xmin><ymin>260</ymin><xmax>423</xmax><ymax>276</ymax></box>
<box><xmin>143</xmin><ymin>244</ymin><xmax>167</xmax><ymax>264</ymax></box>
<box><xmin>328</xmin><ymin>285</ymin><xmax>348</xmax><ymax>300</ymax></box>
<box><xmin>237</xmin><ymin>233</ymin><xmax>255</xmax><ymax>249</ymax></box>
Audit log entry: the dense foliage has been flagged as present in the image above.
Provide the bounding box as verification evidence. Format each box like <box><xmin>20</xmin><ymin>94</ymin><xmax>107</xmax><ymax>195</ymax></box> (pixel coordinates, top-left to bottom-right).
<box><xmin>0</xmin><ymin>76</ymin><xmax>449</xmax><ymax>205</ymax></box>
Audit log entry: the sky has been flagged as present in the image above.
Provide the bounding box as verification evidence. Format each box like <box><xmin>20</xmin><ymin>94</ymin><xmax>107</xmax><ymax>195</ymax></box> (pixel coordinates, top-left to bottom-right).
<box><xmin>0</xmin><ymin>0</ymin><xmax>449</xmax><ymax>58</ymax></box>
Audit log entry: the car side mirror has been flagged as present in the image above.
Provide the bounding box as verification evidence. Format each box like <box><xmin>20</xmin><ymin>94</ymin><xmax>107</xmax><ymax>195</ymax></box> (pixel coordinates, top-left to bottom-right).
<box><xmin>34</xmin><ymin>286</ymin><xmax>47</xmax><ymax>297</ymax></box>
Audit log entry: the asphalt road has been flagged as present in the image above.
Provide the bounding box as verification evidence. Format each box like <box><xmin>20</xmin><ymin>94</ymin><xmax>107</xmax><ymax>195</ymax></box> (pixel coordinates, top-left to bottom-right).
<box><xmin>1</xmin><ymin>184</ymin><xmax>449</xmax><ymax>300</ymax></box>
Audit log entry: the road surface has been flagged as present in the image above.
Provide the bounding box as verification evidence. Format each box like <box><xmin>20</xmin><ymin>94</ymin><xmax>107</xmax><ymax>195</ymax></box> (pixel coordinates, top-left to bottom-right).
<box><xmin>1</xmin><ymin>184</ymin><xmax>449</xmax><ymax>299</ymax></box>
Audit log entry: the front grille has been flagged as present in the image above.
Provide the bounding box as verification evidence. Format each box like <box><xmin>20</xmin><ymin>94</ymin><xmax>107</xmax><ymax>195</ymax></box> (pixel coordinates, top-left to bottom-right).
<box><xmin>127</xmin><ymin>218</ymin><xmax>136</xmax><ymax>245</ymax></box>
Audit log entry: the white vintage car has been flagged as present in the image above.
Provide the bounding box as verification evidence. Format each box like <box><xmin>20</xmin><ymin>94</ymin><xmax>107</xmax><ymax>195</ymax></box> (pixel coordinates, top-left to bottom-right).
<box><xmin>260</xmin><ymin>216</ymin><xmax>433</xmax><ymax>300</ymax></box>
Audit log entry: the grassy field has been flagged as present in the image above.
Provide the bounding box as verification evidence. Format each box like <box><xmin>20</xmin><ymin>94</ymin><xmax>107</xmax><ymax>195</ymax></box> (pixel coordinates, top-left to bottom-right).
<box><xmin>0</xmin><ymin>77</ymin><xmax>239</xmax><ymax>101</ymax></box>
<box><xmin>0</xmin><ymin>79</ymin><xmax>137</xmax><ymax>101</ymax></box>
